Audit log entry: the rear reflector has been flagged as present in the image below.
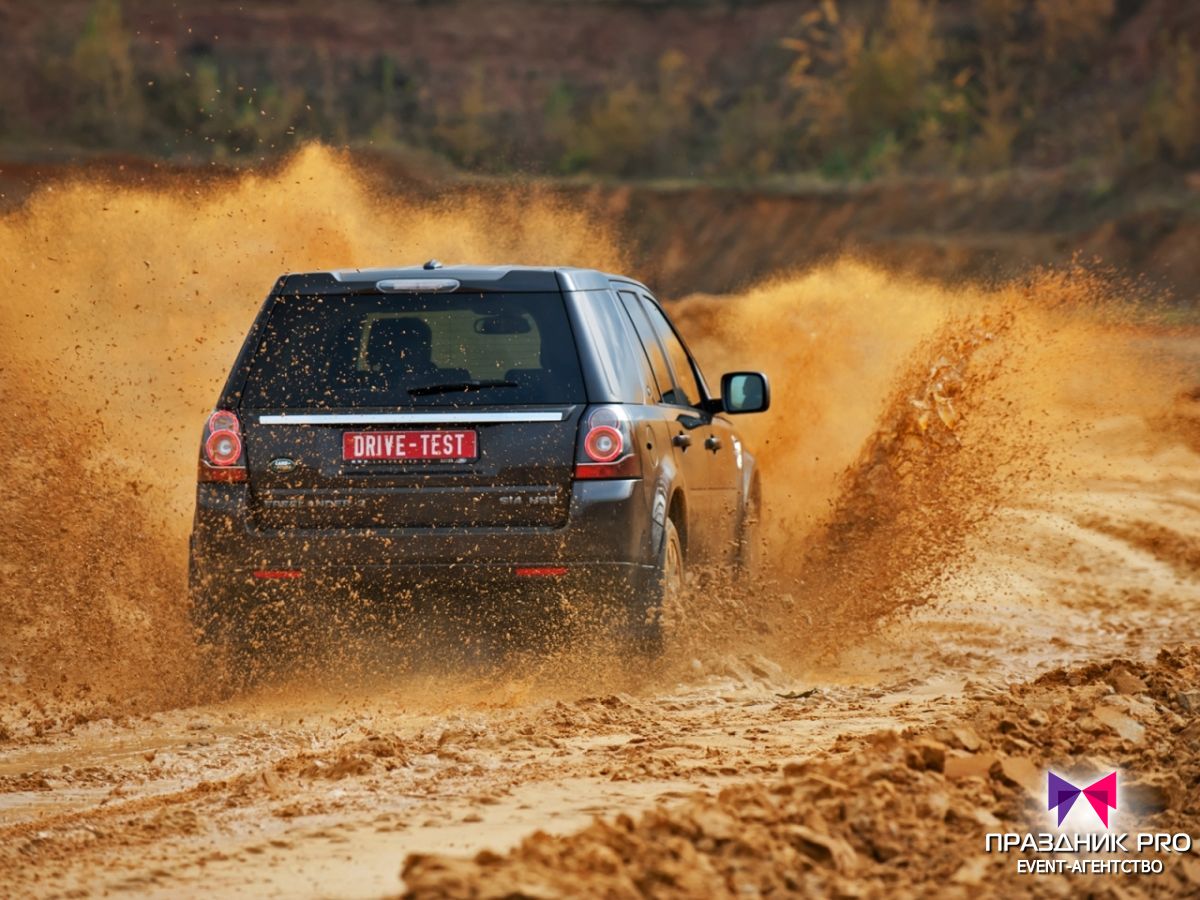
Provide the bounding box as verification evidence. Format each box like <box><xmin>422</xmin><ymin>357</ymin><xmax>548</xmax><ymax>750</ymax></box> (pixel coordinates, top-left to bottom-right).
<box><xmin>515</xmin><ymin>567</ymin><xmax>568</xmax><ymax>577</ymax></box>
<box><xmin>198</xmin><ymin>461</ymin><xmax>248</xmax><ymax>483</ymax></box>
<box><xmin>252</xmin><ymin>570</ymin><xmax>304</xmax><ymax>580</ymax></box>
<box><xmin>574</xmin><ymin>455</ymin><xmax>642</xmax><ymax>480</ymax></box>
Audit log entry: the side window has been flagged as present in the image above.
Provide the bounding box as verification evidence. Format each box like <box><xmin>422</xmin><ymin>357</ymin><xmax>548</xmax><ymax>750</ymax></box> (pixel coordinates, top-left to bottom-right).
<box><xmin>642</xmin><ymin>297</ymin><xmax>703</xmax><ymax>408</ymax></box>
<box><xmin>618</xmin><ymin>290</ymin><xmax>673</xmax><ymax>402</ymax></box>
<box><xmin>575</xmin><ymin>290</ymin><xmax>653</xmax><ymax>403</ymax></box>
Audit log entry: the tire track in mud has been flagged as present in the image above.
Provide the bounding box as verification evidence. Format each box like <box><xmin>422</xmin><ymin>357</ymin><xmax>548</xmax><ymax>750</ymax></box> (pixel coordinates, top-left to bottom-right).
<box><xmin>401</xmin><ymin>647</ymin><xmax>1200</xmax><ymax>899</ymax></box>
<box><xmin>0</xmin><ymin>671</ymin><xmax>968</xmax><ymax>897</ymax></box>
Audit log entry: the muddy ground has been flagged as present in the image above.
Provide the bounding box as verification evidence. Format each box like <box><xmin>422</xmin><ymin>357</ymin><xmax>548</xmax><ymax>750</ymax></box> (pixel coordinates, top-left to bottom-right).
<box><xmin>0</xmin><ymin>149</ymin><xmax>1198</xmax><ymax>897</ymax></box>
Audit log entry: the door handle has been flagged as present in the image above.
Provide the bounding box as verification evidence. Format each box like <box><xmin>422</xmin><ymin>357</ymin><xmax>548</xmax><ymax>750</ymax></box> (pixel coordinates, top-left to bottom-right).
<box><xmin>672</xmin><ymin>433</ymin><xmax>692</xmax><ymax>450</ymax></box>
<box><xmin>705</xmin><ymin>435</ymin><xmax>722</xmax><ymax>452</ymax></box>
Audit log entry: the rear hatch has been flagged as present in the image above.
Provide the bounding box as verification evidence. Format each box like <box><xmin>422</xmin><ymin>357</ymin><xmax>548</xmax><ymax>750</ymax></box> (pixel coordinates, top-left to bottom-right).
<box><xmin>238</xmin><ymin>289</ymin><xmax>586</xmax><ymax>529</ymax></box>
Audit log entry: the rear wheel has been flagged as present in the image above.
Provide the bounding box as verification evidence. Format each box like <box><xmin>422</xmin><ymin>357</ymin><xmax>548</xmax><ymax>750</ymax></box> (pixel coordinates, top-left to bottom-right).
<box><xmin>194</xmin><ymin>609</ymin><xmax>256</xmax><ymax>691</ymax></box>
<box><xmin>191</xmin><ymin>580</ymin><xmax>278</xmax><ymax>689</ymax></box>
<box><xmin>623</xmin><ymin>518</ymin><xmax>682</xmax><ymax>658</ymax></box>
<box><xmin>735</xmin><ymin>477</ymin><xmax>762</xmax><ymax>579</ymax></box>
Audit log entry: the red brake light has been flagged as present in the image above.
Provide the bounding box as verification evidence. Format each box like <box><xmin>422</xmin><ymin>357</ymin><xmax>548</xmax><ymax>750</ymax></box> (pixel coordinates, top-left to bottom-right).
<box><xmin>199</xmin><ymin>410</ymin><xmax>247</xmax><ymax>482</ymax></box>
<box><xmin>575</xmin><ymin>407</ymin><xmax>641</xmax><ymax>480</ymax></box>
<box><xmin>583</xmin><ymin>425</ymin><xmax>623</xmax><ymax>463</ymax></box>
<box><xmin>205</xmin><ymin>429</ymin><xmax>242</xmax><ymax>466</ymax></box>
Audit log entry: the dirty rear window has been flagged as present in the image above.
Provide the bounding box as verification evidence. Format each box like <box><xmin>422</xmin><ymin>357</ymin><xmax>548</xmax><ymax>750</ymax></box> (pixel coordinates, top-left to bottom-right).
<box><xmin>241</xmin><ymin>292</ymin><xmax>586</xmax><ymax>408</ymax></box>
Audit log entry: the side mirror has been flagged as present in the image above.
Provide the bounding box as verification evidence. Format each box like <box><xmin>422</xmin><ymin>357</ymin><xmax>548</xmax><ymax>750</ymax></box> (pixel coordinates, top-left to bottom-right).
<box><xmin>720</xmin><ymin>371</ymin><xmax>770</xmax><ymax>414</ymax></box>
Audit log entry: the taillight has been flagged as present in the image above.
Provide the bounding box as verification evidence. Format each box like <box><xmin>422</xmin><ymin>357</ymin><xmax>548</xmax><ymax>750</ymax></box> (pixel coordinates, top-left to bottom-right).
<box><xmin>199</xmin><ymin>409</ymin><xmax>247</xmax><ymax>483</ymax></box>
<box><xmin>583</xmin><ymin>425</ymin><xmax>623</xmax><ymax>463</ymax></box>
<box><xmin>575</xmin><ymin>407</ymin><xmax>642</xmax><ymax>480</ymax></box>
<box><xmin>207</xmin><ymin>410</ymin><xmax>240</xmax><ymax>434</ymax></box>
<box><xmin>205</xmin><ymin>429</ymin><xmax>242</xmax><ymax>466</ymax></box>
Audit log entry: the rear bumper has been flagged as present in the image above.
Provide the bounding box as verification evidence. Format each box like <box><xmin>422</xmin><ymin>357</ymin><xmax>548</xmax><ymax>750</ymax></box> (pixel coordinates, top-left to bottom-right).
<box><xmin>189</xmin><ymin>559</ymin><xmax>652</xmax><ymax>648</ymax></box>
<box><xmin>189</xmin><ymin>477</ymin><xmax>657</xmax><ymax>601</ymax></box>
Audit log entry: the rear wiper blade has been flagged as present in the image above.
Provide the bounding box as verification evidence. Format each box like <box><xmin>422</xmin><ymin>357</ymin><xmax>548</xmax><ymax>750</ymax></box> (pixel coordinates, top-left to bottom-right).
<box><xmin>407</xmin><ymin>380</ymin><xmax>519</xmax><ymax>397</ymax></box>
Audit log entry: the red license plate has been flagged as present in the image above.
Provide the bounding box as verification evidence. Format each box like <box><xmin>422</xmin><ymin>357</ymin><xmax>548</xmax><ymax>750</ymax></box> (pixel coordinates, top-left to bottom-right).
<box><xmin>342</xmin><ymin>430</ymin><xmax>477</xmax><ymax>462</ymax></box>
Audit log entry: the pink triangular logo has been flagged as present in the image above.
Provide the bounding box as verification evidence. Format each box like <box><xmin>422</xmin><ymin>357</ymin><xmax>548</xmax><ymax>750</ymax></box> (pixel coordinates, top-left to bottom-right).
<box><xmin>1082</xmin><ymin>772</ymin><xmax>1117</xmax><ymax>827</ymax></box>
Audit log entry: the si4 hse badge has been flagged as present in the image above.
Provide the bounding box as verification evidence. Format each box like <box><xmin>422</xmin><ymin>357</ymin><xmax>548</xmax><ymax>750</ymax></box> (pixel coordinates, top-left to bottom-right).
<box><xmin>268</xmin><ymin>457</ymin><xmax>297</xmax><ymax>474</ymax></box>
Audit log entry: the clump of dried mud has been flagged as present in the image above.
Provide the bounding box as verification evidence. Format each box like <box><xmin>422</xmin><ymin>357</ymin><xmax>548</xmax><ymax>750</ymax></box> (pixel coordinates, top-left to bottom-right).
<box><xmin>401</xmin><ymin>646</ymin><xmax>1200</xmax><ymax>899</ymax></box>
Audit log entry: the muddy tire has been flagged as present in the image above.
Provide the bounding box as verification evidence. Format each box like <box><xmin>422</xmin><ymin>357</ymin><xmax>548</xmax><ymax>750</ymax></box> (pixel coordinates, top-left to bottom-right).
<box><xmin>193</xmin><ymin>594</ymin><xmax>270</xmax><ymax>690</ymax></box>
<box><xmin>203</xmin><ymin>616</ymin><xmax>263</xmax><ymax>689</ymax></box>
<box><xmin>623</xmin><ymin>518</ymin><xmax>683</xmax><ymax>658</ymax></box>
<box><xmin>734</xmin><ymin>477</ymin><xmax>762</xmax><ymax>580</ymax></box>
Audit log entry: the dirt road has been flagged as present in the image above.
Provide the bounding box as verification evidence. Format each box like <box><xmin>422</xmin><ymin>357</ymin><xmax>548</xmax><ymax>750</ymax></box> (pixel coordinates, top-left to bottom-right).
<box><xmin>0</xmin><ymin>150</ymin><xmax>1197</xmax><ymax>897</ymax></box>
<box><xmin>3</xmin><ymin>347</ymin><xmax>1198</xmax><ymax>896</ymax></box>
<box><xmin>2</xmin><ymin>407</ymin><xmax>1197</xmax><ymax>896</ymax></box>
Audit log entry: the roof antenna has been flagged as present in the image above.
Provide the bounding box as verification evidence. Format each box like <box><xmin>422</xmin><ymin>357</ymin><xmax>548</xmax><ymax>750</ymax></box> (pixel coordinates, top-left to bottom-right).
<box><xmin>423</xmin><ymin>259</ymin><xmax>443</xmax><ymax>270</ymax></box>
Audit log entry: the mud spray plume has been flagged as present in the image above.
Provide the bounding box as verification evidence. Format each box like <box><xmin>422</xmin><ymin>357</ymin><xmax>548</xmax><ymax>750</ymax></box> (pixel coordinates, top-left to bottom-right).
<box><xmin>0</xmin><ymin>146</ymin><xmax>627</xmax><ymax>726</ymax></box>
<box><xmin>0</xmin><ymin>145</ymin><xmax>1189</xmax><ymax>734</ymax></box>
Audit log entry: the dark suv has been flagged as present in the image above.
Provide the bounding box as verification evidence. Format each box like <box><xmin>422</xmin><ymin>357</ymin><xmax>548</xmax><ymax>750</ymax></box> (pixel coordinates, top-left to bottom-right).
<box><xmin>189</xmin><ymin>264</ymin><xmax>768</xmax><ymax>656</ymax></box>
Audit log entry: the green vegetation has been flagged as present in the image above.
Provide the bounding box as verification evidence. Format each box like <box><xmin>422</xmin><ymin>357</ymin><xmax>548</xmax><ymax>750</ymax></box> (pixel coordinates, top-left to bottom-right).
<box><xmin>2</xmin><ymin>0</ymin><xmax>1196</xmax><ymax>180</ymax></box>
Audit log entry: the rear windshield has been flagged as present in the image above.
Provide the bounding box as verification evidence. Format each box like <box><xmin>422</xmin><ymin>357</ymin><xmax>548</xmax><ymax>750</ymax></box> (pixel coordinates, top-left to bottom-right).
<box><xmin>241</xmin><ymin>292</ymin><xmax>586</xmax><ymax>408</ymax></box>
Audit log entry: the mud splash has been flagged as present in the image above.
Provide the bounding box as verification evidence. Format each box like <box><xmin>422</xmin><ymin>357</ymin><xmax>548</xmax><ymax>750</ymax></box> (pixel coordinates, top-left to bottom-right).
<box><xmin>0</xmin><ymin>145</ymin><xmax>629</xmax><ymax>727</ymax></box>
<box><xmin>0</xmin><ymin>145</ymin><xmax>1190</xmax><ymax>735</ymax></box>
<box><xmin>670</xmin><ymin>267</ymin><xmax>1187</xmax><ymax>667</ymax></box>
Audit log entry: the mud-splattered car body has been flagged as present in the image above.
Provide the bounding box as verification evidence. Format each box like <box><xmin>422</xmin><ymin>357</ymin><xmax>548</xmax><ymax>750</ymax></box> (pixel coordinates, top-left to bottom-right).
<box><xmin>188</xmin><ymin>264</ymin><xmax>768</xmax><ymax>650</ymax></box>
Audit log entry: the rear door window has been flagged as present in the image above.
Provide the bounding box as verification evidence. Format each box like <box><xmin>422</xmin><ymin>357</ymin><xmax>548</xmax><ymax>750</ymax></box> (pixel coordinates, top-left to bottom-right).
<box><xmin>642</xmin><ymin>297</ymin><xmax>705</xmax><ymax>408</ymax></box>
<box><xmin>242</xmin><ymin>292</ymin><xmax>586</xmax><ymax>408</ymax></box>
<box><xmin>618</xmin><ymin>290</ymin><xmax>675</xmax><ymax>403</ymax></box>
